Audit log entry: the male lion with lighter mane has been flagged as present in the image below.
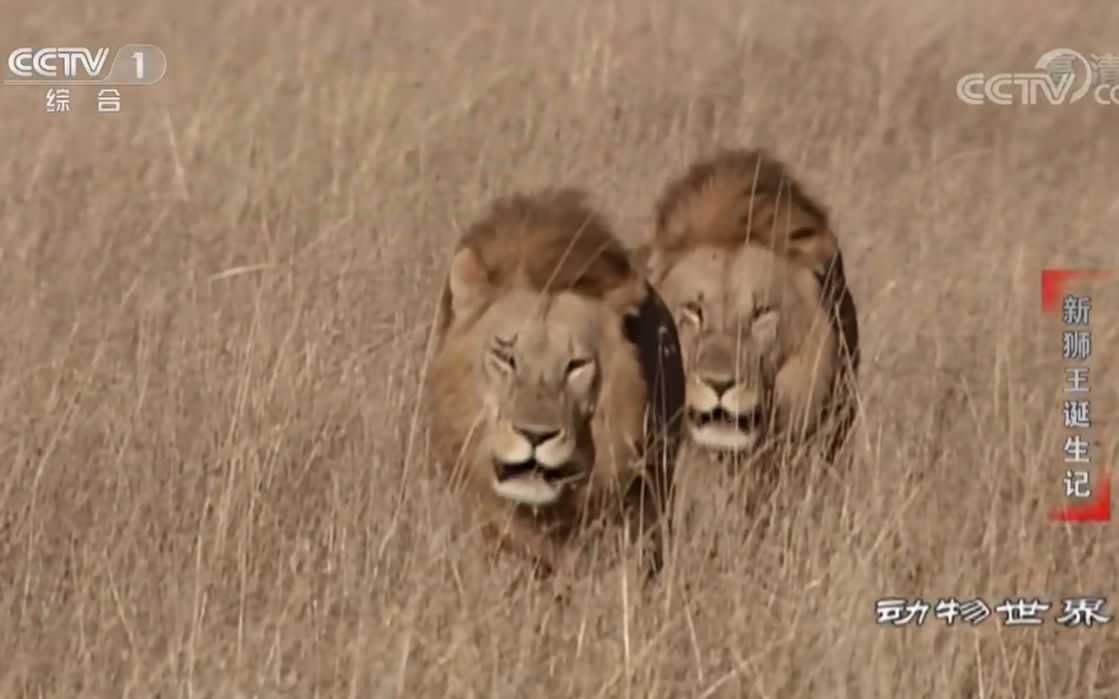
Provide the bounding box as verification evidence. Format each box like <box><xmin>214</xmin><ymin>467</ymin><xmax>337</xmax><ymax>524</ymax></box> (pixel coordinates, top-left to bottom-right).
<box><xmin>426</xmin><ymin>188</ymin><xmax>686</xmax><ymax>578</ymax></box>
<box><xmin>640</xmin><ymin>148</ymin><xmax>859</xmax><ymax>465</ymax></box>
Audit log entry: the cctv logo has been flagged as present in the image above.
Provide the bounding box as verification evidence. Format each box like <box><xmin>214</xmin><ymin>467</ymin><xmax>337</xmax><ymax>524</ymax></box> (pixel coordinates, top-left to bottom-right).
<box><xmin>7</xmin><ymin>47</ymin><xmax>111</xmax><ymax>80</ymax></box>
<box><xmin>955</xmin><ymin>48</ymin><xmax>1119</xmax><ymax>107</ymax></box>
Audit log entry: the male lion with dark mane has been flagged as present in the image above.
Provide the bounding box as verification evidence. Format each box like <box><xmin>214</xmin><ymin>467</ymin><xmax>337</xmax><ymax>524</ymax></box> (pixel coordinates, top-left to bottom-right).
<box><xmin>640</xmin><ymin>148</ymin><xmax>859</xmax><ymax>465</ymax></box>
<box><xmin>426</xmin><ymin>188</ymin><xmax>686</xmax><ymax>577</ymax></box>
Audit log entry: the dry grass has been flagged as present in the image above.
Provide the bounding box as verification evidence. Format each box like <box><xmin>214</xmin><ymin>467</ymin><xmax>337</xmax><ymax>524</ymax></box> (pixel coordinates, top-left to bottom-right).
<box><xmin>2</xmin><ymin>0</ymin><xmax>1119</xmax><ymax>696</ymax></box>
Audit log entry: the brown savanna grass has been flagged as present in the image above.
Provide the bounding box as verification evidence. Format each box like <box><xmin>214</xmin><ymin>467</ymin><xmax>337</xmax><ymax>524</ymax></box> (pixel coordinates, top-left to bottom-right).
<box><xmin>2</xmin><ymin>0</ymin><xmax>1118</xmax><ymax>696</ymax></box>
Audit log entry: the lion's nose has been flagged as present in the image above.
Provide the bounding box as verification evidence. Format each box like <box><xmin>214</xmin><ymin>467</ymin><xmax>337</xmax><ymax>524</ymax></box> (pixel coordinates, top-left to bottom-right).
<box><xmin>514</xmin><ymin>424</ymin><xmax>561</xmax><ymax>447</ymax></box>
<box><xmin>703</xmin><ymin>377</ymin><xmax>736</xmax><ymax>397</ymax></box>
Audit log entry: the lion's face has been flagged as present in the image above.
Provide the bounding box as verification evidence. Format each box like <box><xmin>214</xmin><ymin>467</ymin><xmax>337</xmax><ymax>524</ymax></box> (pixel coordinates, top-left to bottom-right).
<box><xmin>433</xmin><ymin>245</ymin><xmax>646</xmax><ymax>508</ymax></box>
<box><xmin>651</xmin><ymin>244</ymin><xmax>818</xmax><ymax>453</ymax></box>
<box><xmin>469</xmin><ymin>289</ymin><xmax>613</xmax><ymax>506</ymax></box>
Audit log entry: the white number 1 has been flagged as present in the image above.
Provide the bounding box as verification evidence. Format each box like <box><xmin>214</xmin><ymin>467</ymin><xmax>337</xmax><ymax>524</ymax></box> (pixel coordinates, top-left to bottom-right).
<box><xmin>132</xmin><ymin>51</ymin><xmax>144</xmax><ymax>80</ymax></box>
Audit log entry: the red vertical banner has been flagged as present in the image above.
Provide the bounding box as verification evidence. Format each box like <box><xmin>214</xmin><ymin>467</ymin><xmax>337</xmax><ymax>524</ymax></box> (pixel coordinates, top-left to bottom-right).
<box><xmin>1043</xmin><ymin>269</ymin><xmax>1114</xmax><ymax>524</ymax></box>
<box><xmin>1040</xmin><ymin>269</ymin><xmax>1114</xmax><ymax>316</ymax></box>
<box><xmin>1049</xmin><ymin>477</ymin><xmax>1110</xmax><ymax>522</ymax></box>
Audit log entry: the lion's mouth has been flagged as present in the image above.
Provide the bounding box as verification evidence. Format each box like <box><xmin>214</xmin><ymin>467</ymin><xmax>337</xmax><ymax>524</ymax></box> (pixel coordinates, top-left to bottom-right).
<box><xmin>688</xmin><ymin>406</ymin><xmax>763</xmax><ymax>432</ymax></box>
<box><xmin>493</xmin><ymin>459</ymin><xmax>583</xmax><ymax>485</ymax></box>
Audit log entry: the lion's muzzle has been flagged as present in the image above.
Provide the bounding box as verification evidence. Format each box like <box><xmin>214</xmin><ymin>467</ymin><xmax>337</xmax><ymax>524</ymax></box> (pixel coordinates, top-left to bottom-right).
<box><xmin>685</xmin><ymin>373</ymin><xmax>768</xmax><ymax>452</ymax></box>
<box><xmin>490</xmin><ymin>422</ymin><xmax>585</xmax><ymax>506</ymax></box>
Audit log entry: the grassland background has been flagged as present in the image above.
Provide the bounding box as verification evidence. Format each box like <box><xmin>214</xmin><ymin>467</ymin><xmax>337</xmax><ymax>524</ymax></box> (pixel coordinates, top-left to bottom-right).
<box><xmin>2</xmin><ymin>0</ymin><xmax>1118</xmax><ymax>696</ymax></box>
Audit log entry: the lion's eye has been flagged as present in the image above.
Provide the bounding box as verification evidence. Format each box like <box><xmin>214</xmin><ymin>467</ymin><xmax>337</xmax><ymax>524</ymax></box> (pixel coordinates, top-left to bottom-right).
<box><xmin>565</xmin><ymin>357</ymin><xmax>593</xmax><ymax>377</ymax></box>
<box><xmin>681</xmin><ymin>302</ymin><xmax>704</xmax><ymax>326</ymax></box>
<box><xmin>489</xmin><ymin>342</ymin><xmax>516</xmax><ymax>372</ymax></box>
<box><xmin>789</xmin><ymin>226</ymin><xmax>815</xmax><ymax>241</ymax></box>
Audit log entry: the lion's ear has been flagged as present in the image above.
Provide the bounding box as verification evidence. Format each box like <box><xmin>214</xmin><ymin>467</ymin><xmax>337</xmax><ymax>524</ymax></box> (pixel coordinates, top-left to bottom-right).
<box><xmin>446</xmin><ymin>247</ymin><xmax>492</xmax><ymax>321</ymax></box>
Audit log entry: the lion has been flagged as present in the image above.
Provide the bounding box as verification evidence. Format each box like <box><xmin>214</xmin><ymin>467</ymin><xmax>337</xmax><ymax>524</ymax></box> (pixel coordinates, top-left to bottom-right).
<box><xmin>639</xmin><ymin>148</ymin><xmax>859</xmax><ymax>463</ymax></box>
<box><xmin>425</xmin><ymin>188</ymin><xmax>686</xmax><ymax>578</ymax></box>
